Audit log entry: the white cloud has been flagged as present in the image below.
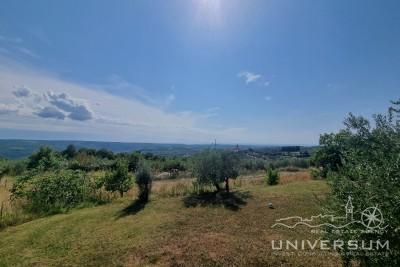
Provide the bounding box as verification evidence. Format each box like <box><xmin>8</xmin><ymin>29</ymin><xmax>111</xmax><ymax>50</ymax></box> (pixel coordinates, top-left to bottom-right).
<box><xmin>0</xmin><ymin>56</ymin><xmax>253</xmax><ymax>143</ymax></box>
<box><xmin>265</xmin><ymin>96</ymin><xmax>272</xmax><ymax>101</ymax></box>
<box><xmin>264</xmin><ymin>81</ymin><xmax>270</xmax><ymax>87</ymax></box>
<box><xmin>238</xmin><ymin>71</ymin><xmax>261</xmax><ymax>84</ymax></box>
<box><xmin>45</xmin><ymin>91</ymin><xmax>93</xmax><ymax>121</ymax></box>
<box><xmin>0</xmin><ymin>103</ymin><xmax>18</xmax><ymax>115</ymax></box>
<box><xmin>35</xmin><ymin>106</ymin><xmax>66</xmax><ymax>120</ymax></box>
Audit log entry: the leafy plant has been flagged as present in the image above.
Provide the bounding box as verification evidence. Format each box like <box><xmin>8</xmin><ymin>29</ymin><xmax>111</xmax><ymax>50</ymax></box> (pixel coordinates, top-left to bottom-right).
<box><xmin>103</xmin><ymin>159</ymin><xmax>133</xmax><ymax>197</ymax></box>
<box><xmin>135</xmin><ymin>163</ymin><xmax>153</xmax><ymax>202</ymax></box>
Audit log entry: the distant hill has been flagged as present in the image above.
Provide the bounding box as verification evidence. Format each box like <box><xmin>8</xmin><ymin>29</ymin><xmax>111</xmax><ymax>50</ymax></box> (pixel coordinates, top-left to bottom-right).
<box><xmin>0</xmin><ymin>139</ymin><xmax>271</xmax><ymax>159</ymax></box>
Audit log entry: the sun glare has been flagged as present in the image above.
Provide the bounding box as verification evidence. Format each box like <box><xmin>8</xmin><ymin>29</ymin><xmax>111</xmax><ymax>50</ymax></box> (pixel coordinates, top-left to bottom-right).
<box><xmin>195</xmin><ymin>0</ymin><xmax>224</xmax><ymax>27</ymax></box>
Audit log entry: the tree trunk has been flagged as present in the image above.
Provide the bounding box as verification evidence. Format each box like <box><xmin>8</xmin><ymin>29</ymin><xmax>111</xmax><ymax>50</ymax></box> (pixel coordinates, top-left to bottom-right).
<box><xmin>119</xmin><ymin>190</ymin><xmax>124</xmax><ymax>198</ymax></box>
<box><xmin>225</xmin><ymin>178</ymin><xmax>230</xmax><ymax>193</ymax></box>
<box><xmin>214</xmin><ymin>182</ymin><xmax>221</xmax><ymax>192</ymax></box>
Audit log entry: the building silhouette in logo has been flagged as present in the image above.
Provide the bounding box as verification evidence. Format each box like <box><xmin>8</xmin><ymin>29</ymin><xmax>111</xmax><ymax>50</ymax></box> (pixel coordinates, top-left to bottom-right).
<box><xmin>345</xmin><ymin>196</ymin><xmax>354</xmax><ymax>221</ymax></box>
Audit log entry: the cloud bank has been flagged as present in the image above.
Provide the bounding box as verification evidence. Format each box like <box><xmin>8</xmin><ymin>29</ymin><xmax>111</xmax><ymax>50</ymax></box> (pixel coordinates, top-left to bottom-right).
<box><xmin>0</xmin><ymin>57</ymin><xmax>252</xmax><ymax>143</ymax></box>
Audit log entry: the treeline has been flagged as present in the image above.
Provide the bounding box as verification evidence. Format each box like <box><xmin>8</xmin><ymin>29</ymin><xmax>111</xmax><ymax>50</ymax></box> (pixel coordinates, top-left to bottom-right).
<box><xmin>0</xmin><ymin>145</ymin><xmax>190</xmax><ymax>178</ymax></box>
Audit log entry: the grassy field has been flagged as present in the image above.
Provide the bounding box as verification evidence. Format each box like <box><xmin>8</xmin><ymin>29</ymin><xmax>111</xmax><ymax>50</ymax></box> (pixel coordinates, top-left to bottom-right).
<box><xmin>0</xmin><ymin>172</ymin><xmax>342</xmax><ymax>267</ymax></box>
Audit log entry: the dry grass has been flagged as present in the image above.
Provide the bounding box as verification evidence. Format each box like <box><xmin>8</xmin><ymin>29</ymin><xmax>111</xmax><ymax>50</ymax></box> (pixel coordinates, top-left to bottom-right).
<box><xmin>279</xmin><ymin>170</ymin><xmax>312</xmax><ymax>184</ymax></box>
<box><xmin>0</xmin><ymin>178</ymin><xmax>341</xmax><ymax>267</ymax></box>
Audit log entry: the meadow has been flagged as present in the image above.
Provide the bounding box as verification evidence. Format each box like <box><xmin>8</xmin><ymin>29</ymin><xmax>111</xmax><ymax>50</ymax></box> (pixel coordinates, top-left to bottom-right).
<box><xmin>0</xmin><ymin>170</ymin><xmax>341</xmax><ymax>267</ymax></box>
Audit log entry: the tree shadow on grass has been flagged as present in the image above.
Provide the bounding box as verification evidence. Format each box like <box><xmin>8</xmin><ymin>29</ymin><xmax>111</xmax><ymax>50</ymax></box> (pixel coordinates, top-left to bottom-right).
<box><xmin>183</xmin><ymin>190</ymin><xmax>251</xmax><ymax>211</ymax></box>
<box><xmin>115</xmin><ymin>199</ymin><xmax>148</xmax><ymax>219</ymax></box>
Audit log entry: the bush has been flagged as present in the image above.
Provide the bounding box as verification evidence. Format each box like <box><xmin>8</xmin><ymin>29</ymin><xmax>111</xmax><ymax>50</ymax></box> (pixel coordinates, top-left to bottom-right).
<box><xmin>309</xmin><ymin>167</ymin><xmax>322</xmax><ymax>179</ymax></box>
<box><xmin>27</xmin><ymin>146</ymin><xmax>63</xmax><ymax>171</ymax></box>
<box><xmin>135</xmin><ymin>163</ymin><xmax>152</xmax><ymax>202</ymax></box>
<box><xmin>320</xmin><ymin>100</ymin><xmax>400</xmax><ymax>266</ymax></box>
<box><xmin>265</xmin><ymin>167</ymin><xmax>279</xmax><ymax>185</ymax></box>
<box><xmin>11</xmin><ymin>170</ymin><xmax>91</xmax><ymax>214</ymax></box>
<box><xmin>103</xmin><ymin>160</ymin><xmax>133</xmax><ymax>197</ymax></box>
<box><xmin>62</xmin><ymin>144</ymin><xmax>77</xmax><ymax>159</ymax></box>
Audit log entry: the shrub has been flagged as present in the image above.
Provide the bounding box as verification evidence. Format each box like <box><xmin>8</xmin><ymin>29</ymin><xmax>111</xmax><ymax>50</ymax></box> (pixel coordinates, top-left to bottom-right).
<box><xmin>103</xmin><ymin>160</ymin><xmax>133</xmax><ymax>197</ymax></box>
<box><xmin>127</xmin><ymin>152</ymin><xmax>141</xmax><ymax>172</ymax></box>
<box><xmin>266</xmin><ymin>166</ymin><xmax>279</xmax><ymax>185</ymax></box>
<box><xmin>11</xmin><ymin>170</ymin><xmax>90</xmax><ymax>214</ymax></box>
<box><xmin>62</xmin><ymin>144</ymin><xmax>77</xmax><ymax>159</ymax></box>
<box><xmin>27</xmin><ymin>146</ymin><xmax>63</xmax><ymax>171</ymax></box>
<box><xmin>135</xmin><ymin>163</ymin><xmax>152</xmax><ymax>202</ymax></box>
<box><xmin>309</xmin><ymin>167</ymin><xmax>322</xmax><ymax>179</ymax></box>
<box><xmin>321</xmin><ymin>99</ymin><xmax>400</xmax><ymax>266</ymax></box>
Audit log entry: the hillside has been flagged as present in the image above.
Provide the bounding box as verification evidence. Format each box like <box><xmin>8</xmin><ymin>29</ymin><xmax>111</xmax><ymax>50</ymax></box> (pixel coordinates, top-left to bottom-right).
<box><xmin>0</xmin><ymin>140</ymin><xmax>282</xmax><ymax>159</ymax></box>
<box><xmin>0</xmin><ymin>177</ymin><xmax>340</xmax><ymax>267</ymax></box>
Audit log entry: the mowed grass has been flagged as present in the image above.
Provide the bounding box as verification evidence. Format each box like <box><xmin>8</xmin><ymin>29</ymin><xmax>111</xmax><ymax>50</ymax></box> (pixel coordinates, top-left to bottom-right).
<box><xmin>0</xmin><ymin>173</ymin><xmax>341</xmax><ymax>267</ymax></box>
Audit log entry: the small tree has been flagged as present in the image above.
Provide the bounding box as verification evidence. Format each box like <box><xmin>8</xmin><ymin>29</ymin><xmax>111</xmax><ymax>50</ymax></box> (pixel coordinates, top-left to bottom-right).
<box><xmin>62</xmin><ymin>144</ymin><xmax>77</xmax><ymax>159</ymax></box>
<box><xmin>127</xmin><ymin>152</ymin><xmax>141</xmax><ymax>172</ymax></box>
<box><xmin>194</xmin><ymin>150</ymin><xmax>239</xmax><ymax>193</ymax></box>
<box><xmin>265</xmin><ymin>165</ymin><xmax>279</xmax><ymax>185</ymax></box>
<box><xmin>27</xmin><ymin>146</ymin><xmax>62</xmax><ymax>171</ymax></box>
<box><xmin>103</xmin><ymin>159</ymin><xmax>132</xmax><ymax>197</ymax></box>
<box><xmin>135</xmin><ymin>163</ymin><xmax>152</xmax><ymax>202</ymax></box>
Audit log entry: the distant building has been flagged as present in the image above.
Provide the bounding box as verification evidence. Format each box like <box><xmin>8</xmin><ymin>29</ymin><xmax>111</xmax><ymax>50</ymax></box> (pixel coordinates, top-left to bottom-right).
<box><xmin>233</xmin><ymin>144</ymin><xmax>240</xmax><ymax>153</ymax></box>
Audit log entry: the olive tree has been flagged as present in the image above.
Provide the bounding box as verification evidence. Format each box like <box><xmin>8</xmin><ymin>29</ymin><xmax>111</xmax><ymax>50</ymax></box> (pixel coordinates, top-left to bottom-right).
<box><xmin>318</xmin><ymin>99</ymin><xmax>400</xmax><ymax>267</ymax></box>
<box><xmin>194</xmin><ymin>150</ymin><xmax>239</xmax><ymax>193</ymax></box>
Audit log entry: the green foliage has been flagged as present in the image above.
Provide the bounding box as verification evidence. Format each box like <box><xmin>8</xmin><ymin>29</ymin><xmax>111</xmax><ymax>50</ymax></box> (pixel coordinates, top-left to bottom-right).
<box><xmin>135</xmin><ymin>163</ymin><xmax>153</xmax><ymax>202</ymax></box>
<box><xmin>309</xmin><ymin>167</ymin><xmax>322</xmax><ymax>179</ymax></box>
<box><xmin>268</xmin><ymin>157</ymin><xmax>310</xmax><ymax>170</ymax></box>
<box><xmin>194</xmin><ymin>150</ymin><xmax>239</xmax><ymax>192</ymax></box>
<box><xmin>95</xmin><ymin>148</ymin><xmax>115</xmax><ymax>160</ymax></box>
<box><xmin>127</xmin><ymin>152</ymin><xmax>141</xmax><ymax>172</ymax></box>
<box><xmin>11</xmin><ymin>170</ymin><xmax>91</xmax><ymax>214</ymax></box>
<box><xmin>265</xmin><ymin>166</ymin><xmax>279</xmax><ymax>185</ymax></box>
<box><xmin>0</xmin><ymin>158</ymin><xmax>27</xmax><ymax>178</ymax></box>
<box><xmin>161</xmin><ymin>158</ymin><xmax>186</xmax><ymax>172</ymax></box>
<box><xmin>103</xmin><ymin>159</ymin><xmax>133</xmax><ymax>197</ymax></box>
<box><xmin>27</xmin><ymin>146</ymin><xmax>63</xmax><ymax>171</ymax></box>
<box><xmin>62</xmin><ymin>144</ymin><xmax>77</xmax><ymax>159</ymax></box>
<box><xmin>321</xmin><ymin>100</ymin><xmax>400</xmax><ymax>266</ymax></box>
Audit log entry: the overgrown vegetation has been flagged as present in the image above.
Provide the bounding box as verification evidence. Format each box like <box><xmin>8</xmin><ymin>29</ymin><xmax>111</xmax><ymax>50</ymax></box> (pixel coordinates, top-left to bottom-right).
<box><xmin>11</xmin><ymin>170</ymin><xmax>92</xmax><ymax>214</ymax></box>
<box><xmin>315</xmin><ymin>99</ymin><xmax>400</xmax><ymax>267</ymax></box>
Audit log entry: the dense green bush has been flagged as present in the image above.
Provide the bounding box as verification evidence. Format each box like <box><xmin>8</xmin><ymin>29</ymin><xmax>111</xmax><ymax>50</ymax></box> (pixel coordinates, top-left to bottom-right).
<box><xmin>0</xmin><ymin>159</ymin><xmax>27</xmax><ymax>177</ymax></box>
<box><xmin>320</xmin><ymin>100</ymin><xmax>400</xmax><ymax>266</ymax></box>
<box><xmin>11</xmin><ymin>170</ymin><xmax>92</xmax><ymax>214</ymax></box>
<box><xmin>103</xmin><ymin>159</ymin><xmax>133</xmax><ymax>197</ymax></box>
<box><xmin>27</xmin><ymin>146</ymin><xmax>63</xmax><ymax>171</ymax></box>
<box><xmin>135</xmin><ymin>163</ymin><xmax>153</xmax><ymax>202</ymax></box>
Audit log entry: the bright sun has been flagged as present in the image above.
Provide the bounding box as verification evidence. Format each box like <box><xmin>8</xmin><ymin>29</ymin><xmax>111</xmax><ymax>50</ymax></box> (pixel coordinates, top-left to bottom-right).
<box><xmin>195</xmin><ymin>0</ymin><xmax>223</xmax><ymax>27</ymax></box>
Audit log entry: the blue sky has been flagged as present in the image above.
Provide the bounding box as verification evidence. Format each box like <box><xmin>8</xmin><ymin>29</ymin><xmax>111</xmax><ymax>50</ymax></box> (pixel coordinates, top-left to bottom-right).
<box><xmin>0</xmin><ymin>0</ymin><xmax>399</xmax><ymax>145</ymax></box>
